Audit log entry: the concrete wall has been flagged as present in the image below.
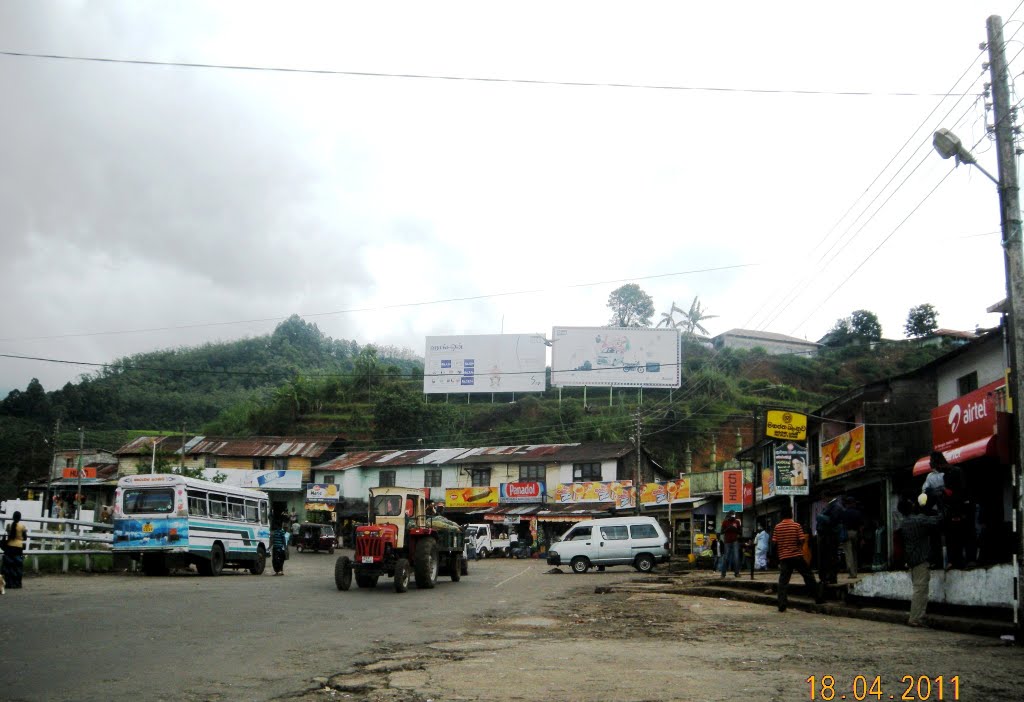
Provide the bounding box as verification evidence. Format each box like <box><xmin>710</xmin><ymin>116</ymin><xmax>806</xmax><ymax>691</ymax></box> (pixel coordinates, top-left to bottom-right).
<box><xmin>935</xmin><ymin>334</ymin><xmax>1005</xmax><ymax>405</ymax></box>
<box><xmin>850</xmin><ymin>564</ymin><xmax>1015</xmax><ymax>608</ymax></box>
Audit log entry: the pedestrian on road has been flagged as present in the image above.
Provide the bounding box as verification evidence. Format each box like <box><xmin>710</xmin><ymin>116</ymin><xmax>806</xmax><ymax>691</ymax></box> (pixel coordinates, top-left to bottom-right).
<box><xmin>841</xmin><ymin>497</ymin><xmax>863</xmax><ymax>579</ymax></box>
<box><xmin>1</xmin><ymin>510</ymin><xmax>29</xmax><ymax>590</ymax></box>
<box><xmin>772</xmin><ymin>505</ymin><xmax>823</xmax><ymax>612</ymax></box>
<box><xmin>720</xmin><ymin>513</ymin><xmax>742</xmax><ymax>577</ymax></box>
<box><xmin>754</xmin><ymin>525</ymin><xmax>770</xmax><ymax>571</ymax></box>
<box><xmin>271</xmin><ymin>522</ymin><xmax>288</xmax><ymax>576</ymax></box>
<box><xmin>898</xmin><ymin>496</ymin><xmax>943</xmax><ymax>627</ymax></box>
<box><xmin>815</xmin><ymin>492</ymin><xmax>845</xmax><ymax>585</ymax></box>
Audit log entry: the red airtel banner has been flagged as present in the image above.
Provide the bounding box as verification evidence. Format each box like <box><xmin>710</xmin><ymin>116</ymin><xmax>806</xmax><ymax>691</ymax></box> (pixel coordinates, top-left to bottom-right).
<box><xmin>931</xmin><ymin>379</ymin><xmax>1004</xmax><ymax>452</ymax></box>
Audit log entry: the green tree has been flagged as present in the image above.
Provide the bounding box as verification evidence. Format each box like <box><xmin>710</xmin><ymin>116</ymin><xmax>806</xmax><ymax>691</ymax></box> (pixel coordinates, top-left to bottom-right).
<box><xmin>682</xmin><ymin>296</ymin><xmax>718</xmax><ymax>337</ymax></box>
<box><xmin>607</xmin><ymin>284</ymin><xmax>654</xmax><ymax>327</ymax></box>
<box><xmin>904</xmin><ymin>303</ymin><xmax>938</xmax><ymax>338</ymax></box>
<box><xmin>850</xmin><ymin>310</ymin><xmax>882</xmax><ymax>340</ymax></box>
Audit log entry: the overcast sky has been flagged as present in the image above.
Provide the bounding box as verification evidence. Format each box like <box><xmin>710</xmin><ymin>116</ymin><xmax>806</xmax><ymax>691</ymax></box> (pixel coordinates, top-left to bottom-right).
<box><xmin>1</xmin><ymin>1</ymin><xmax>1020</xmax><ymax>394</ymax></box>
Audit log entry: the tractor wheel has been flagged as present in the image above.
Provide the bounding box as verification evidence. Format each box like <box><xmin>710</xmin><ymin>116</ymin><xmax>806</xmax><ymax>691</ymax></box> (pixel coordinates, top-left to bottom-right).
<box><xmin>394</xmin><ymin>558</ymin><xmax>411</xmax><ymax>593</ymax></box>
<box><xmin>414</xmin><ymin>538</ymin><xmax>439</xmax><ymax>589</ymax></box>
<box><xmin>249</xmin><ymin>546</ymin><xmax>267</xmax><ymax>575</ymax></box>
<box><xmin>335</xmin><ymin>556</ymin><xmax>353</xmax><ymax>591</ymax></box>
<box><xmin>460</xmin><ymin>555</ymin><xmax>469</xmax><ymax>576</ymax></box>
<box><xmin>355</xmin><ymin>572</ymin><xmax>379</xmax><ymax>589</ymax></box>
<box><xmin>450</xmin><ymin>555</ymin><xmax>462</xmax><ymax>582</ymax></box>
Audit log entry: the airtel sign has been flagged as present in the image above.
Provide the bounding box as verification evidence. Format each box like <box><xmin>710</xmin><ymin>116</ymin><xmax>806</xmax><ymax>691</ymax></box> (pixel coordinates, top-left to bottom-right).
<box><xmin>931</xmin><ymin>379</ymin><xmax>1003</xmax><ymax>452</ymax></box>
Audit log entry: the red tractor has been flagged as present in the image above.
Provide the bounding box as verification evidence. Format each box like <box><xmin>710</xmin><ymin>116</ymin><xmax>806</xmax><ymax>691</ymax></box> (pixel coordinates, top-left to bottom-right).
<box><xmin>334</xmin><ymin>486</ymin><xmax>467</xmax><ymax>593</ymax></box>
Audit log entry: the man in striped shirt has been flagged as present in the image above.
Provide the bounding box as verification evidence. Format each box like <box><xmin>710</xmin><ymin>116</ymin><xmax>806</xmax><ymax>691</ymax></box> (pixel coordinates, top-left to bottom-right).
<box><xmin>772</xmin><ymin>505</ymin><xmax>824</xmax><ymax>612</ymax></box>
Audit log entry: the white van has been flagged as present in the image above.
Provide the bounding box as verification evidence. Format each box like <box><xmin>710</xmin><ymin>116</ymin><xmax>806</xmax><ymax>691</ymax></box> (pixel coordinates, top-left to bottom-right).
<box><xmin>545</xmin><ymin>516</ymin><xmax>669</xmax><ymax>573</ymax></box>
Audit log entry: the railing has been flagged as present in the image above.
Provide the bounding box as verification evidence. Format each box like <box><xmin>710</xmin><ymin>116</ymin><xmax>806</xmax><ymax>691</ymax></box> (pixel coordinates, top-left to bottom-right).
<box><xmin>1</xmin><ymin>514</ymin><xmax>114</xmax><ymax>573</ymax></box>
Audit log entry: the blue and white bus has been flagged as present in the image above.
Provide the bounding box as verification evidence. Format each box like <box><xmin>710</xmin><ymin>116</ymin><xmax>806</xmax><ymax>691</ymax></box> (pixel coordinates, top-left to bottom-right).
<box><xmin>113</xmin><ymin>474</ymin><xmax>271</xmax><ymax>576</ymax></box>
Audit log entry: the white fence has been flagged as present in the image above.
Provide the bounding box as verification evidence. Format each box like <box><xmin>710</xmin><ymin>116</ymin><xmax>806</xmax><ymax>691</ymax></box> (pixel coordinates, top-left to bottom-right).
<box><xmin>1</xmin><ymin>512</ymin><xmax>115</xmax><ymax>574</ymax></box>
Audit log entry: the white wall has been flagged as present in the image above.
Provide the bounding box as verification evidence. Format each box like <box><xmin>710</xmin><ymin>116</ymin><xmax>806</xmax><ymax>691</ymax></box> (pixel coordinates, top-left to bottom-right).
<box><xmin>935</xmin><ymin>335</ymin><xmax>1005</xmax><ymax>405</ymax></box>
<box><xmin>556</xmin><ymin>458</ymin><xmax>618</xmax><ymax>484</ymax></box>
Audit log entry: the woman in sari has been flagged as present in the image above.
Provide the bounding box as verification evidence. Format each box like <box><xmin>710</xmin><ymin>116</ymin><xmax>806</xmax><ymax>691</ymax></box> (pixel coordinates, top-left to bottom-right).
<box><xmin>2</xmin><ymin>510</ymin><xmax>28</xmax><ymax>589</ymax></box>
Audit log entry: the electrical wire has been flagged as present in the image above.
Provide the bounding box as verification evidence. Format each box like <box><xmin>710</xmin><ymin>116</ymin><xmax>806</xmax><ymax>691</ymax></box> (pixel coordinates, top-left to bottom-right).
<box><xmin>0</xmin><ymin>49</ymin><xmax>983</xmax><ymax>98</ymax></box>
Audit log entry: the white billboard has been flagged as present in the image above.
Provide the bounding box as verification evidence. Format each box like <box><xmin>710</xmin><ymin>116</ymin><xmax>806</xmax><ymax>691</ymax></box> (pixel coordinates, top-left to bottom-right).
<box><xmin>424</xmin><ymin>334</ymin><xmax>547</xmax><ymax>394</ymax></box>
<box><xmin>550</xmin><ymin>327</ymin><xmax>680</xmax><ymax>388</ymax></box>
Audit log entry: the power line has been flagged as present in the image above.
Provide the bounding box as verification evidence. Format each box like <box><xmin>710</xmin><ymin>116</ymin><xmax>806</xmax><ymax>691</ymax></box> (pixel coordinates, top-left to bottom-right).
<box><xmin>0</xmin><ymin>49</ymin><xmax>982</xmax><ymax>98</ymax></box>
<box><xmin>0</xmin><ymin>263</ymin><xmax>754</xmax><ymax>344</ymax></box>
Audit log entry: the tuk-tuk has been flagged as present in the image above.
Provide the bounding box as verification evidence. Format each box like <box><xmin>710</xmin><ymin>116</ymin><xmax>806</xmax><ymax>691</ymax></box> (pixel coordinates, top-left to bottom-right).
<box><xmin>295</xmin><ymin>523</ymin><xmax>336</xmax><ymax>554</ymax></box>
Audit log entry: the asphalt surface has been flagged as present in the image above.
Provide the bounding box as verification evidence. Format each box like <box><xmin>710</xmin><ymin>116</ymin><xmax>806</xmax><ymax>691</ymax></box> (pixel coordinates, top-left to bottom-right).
<box><xmin>0</xmin><ymin>550</ymin><xmax>638</xmax><ymax>701</ymax></box>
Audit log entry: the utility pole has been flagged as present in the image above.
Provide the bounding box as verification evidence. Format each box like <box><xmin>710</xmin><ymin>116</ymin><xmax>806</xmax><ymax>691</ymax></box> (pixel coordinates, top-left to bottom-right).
<box><xmin>75</xmin><ymin>427</ymin><xmax>84</xmax><ymax>521</ymax></box>
<box><xmin>986</xmin><ymin>14</ymin><xmax>1024</xmax><ymax>640</ymax></box>
<box><xmin>634</xmin><ymin>411</ymin><xmax>642</xmax><ymax>516</ymax></box>
<box><xmin>50</xmin><ymin>416</ymin><xmax>61</xmax><ymax>482</ymax></box>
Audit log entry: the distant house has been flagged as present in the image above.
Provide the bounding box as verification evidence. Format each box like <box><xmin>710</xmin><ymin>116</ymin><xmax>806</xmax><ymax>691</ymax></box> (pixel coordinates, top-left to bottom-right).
<box><xmin>712</xmin><ymin>328</ymin><xmax>820</xmax><ymax>356</ymax></box>
<box><xmin>49</xmin><ymin>448</ymin><xmax>117</xmax><ymax>482</ymax></box>
<box><xmin>916</xmin><ymin>328</ymin><xmax>980</xmax><ymax>348</ymax></box>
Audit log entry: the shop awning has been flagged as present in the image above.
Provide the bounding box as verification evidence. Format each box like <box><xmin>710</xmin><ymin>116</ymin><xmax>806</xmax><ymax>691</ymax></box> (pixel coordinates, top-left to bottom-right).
<box><xmin>535</xmin><ymin>503</ymin><xmax>618</xmax><ymax>522</ymax></box>
<box><xmin>912</xmin><ymin>432</ymin><xmax>1008</xmax><ymax>476</ymax></box>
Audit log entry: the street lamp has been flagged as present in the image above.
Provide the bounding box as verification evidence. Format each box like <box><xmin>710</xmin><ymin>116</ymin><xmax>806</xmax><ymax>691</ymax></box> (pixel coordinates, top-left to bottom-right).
<box><xmin>932</xmin><ymin>16</ymin><xmax>1024</xmax><ymax>640</ymax></box>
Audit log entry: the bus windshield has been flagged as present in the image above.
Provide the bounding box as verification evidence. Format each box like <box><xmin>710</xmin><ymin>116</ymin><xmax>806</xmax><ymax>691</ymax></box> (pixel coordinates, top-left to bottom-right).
<box><xmin>123</xmin><ymin>488</ymin><xmax>175</xmax><ymax>514</ymax></box>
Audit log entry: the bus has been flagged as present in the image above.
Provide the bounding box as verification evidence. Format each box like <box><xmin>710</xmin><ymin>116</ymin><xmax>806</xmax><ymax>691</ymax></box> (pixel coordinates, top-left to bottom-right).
<box><xmin>113</xmin><ymin>474</ymin><xmax>271</xmax><ymax>576</ymax></box>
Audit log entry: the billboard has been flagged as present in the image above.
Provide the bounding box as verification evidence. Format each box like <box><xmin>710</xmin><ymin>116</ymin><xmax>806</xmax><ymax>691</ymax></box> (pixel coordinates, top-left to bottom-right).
<box><xmin>773</xmin><ymin>441</ymin><xmax>809</xmax><ymax>496</ymax></box>
<box><xmin>638</xmin><ymin>478</ymin><xmax>691</xmax><ymax>506</ymax></box>
<box><xmin>553</xmin><ymin>481</ymin><xmax>635</xmax><ymax>508</ymax></box>
<box><xmin>305</xmin><ymin>483</ymin><xmax>340</xmax><ymax>503</ymax></box>
<box><xmin>765</xmin><ymin>410</ymin><xmax>807</xmax><ymax>441</ymax></box>
<box><xmin>722</xmin><ymin>469</ymin><xmax>744</xmax><ymax>512</ymax></box>
<box><xmin>445</xmin><ymin>487</ymin><xmax>499</xmax><ymax>508</ymax></box>
<box><xmin>931</xmin><ymin>379</ymin><xmax>1003</xmax><ymax>452</ymax></box>
<box><xmin>424</xmin><ymin>334</ymin><xmax>547</xmax><ymax>394</ymax></box>
<box><xmin>499</xmin><ymin>482</ymin><xmax>546</xmax><ymax>503</ymax></box>
<box><xmin>550</xmin><ymin>327</ymin><xmax>680</xmax><ymax>388</ymax></box>
<box><xmin>820</xmin><ymin>425</ymin><xmax>866</xmax><ymax>480</ymax></box>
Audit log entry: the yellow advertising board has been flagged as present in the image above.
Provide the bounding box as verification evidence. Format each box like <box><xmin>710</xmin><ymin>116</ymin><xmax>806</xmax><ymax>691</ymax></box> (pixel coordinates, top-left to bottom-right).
<box><xmin>639</xmin><ymin>478</ymin><xmax>691</xmax><ymax>506</ymax></box>
<box><xmin>445</xmin><ymin>487</ymin><xmax>499</xmax><ymax>508</ymax></box>
<box><xmin>553</xmin><ymin>481</ymin><xmax>635</xmax><ymax>508</ymax></box>
<box><xmin>820</xmin><ymin>424</ymin><xmax>866</xmax><ymax>480</ymax></box>
<box><xmin>765</xmin><ymin>410</ymin><xmax>807</xmax><ymax>441</ymax></box>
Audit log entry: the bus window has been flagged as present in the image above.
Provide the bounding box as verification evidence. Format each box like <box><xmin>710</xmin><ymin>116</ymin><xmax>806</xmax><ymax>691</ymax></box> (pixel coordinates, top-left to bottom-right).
<box><xmin>244</xmin><ymin>500</ymin><xmax>259</xmax><ymax>523</ymax></box>
<box><xmin>188</xmin><ymin>492</ymin><xmax>208</xmax><ymax>517</ymax></box>
<box><xmin>228</xmin><ymin>498</ymin><xmax>245</xmax><ymax>521</ymax></box>
<box><xmin>209</xmin><ymin>495</ymin><xmax>227</xmax><ymax>519</ymax></box>
<box><xmin>123</xmin><ymin>488</ymin><xmax>174</xmax><ymax>514</ymax></box>
<box><xmin>259</xmin><ymin>501</ymin><xmax>269</xmax><ymax>525</ymax></box>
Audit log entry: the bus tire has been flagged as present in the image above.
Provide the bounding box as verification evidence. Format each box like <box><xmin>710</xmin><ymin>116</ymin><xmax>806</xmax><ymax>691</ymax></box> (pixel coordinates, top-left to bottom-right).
<box><xmin>208</xmin><ymin>543</ymin><xmax>225</xmax><ymax>577</ymax></box>
<box><xmin>335</xmin><ymin>556</ymin><xmax>353</xmax><ymax>591</ymax></box>
<box><xmin>249</xmin><ymin>546</ymin><xmax>267</xmax><ymax>575</ymax></box>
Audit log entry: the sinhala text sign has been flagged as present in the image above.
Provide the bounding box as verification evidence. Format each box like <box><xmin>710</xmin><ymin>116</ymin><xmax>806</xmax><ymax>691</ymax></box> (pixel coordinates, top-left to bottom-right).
<box><xmin>764</xmin><ymin>410</ymin><xmax>807</xmax><ymax>441</ymax></box>
<box><xmin>550</xmin><ymin>327</ymin><xmax>680</xmax><ymax>388</ymax></box>
<box><xmin>424</xmin><ymin>334</ymin><xmax>547</xmax><ymax>394</ymax></box>
<box><xmin>773</xmin><ymin>442</ymin><xmax>809</xmax><ymax>496</ymax></box>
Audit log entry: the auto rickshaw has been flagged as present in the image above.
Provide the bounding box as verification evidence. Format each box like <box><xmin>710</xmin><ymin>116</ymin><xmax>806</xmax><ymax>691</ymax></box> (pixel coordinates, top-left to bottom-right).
<box><xmin>295</xmin><ymin>522</ymin><xmax>336</xmax><ymax>554</ymax></box>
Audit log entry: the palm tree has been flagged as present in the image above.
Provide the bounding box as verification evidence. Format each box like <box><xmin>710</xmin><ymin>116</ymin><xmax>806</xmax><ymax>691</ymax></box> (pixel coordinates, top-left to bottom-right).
<box><xmin>656</xmin><ymin>301</ymin><xmax>685</xmax><ymax>330</ymax></box>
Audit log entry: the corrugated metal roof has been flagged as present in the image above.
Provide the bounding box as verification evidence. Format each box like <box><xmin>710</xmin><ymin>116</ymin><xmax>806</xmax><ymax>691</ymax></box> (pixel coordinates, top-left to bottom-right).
<box><xmin>114</xmin><ymin>436</ymin><xmax>191</xmax><ymax>455</ymax></box>
<box><xmin>317</xmin><ymin>448</ymin><xmax>462</xmax><ymax>471</ymax></box>
<box><xmin>116</xmin><ymin>435</ymin><xmax>340</xmax><ymax>458</ymax></box>
<box><xmin>454</xmin><ymin>444</ymin><xmax>580</xmax><ymax>464</ymax></box>
<box><xmin>315</xmin><ymin>443</ymin><xmax>638</xmax><ymax>471</ymax></box>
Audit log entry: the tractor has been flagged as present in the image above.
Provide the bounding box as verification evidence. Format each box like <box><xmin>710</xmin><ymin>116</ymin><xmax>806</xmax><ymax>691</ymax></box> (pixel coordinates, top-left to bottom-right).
<box><xmin>334</xmin><ymin>486</ymin><xmax>467</xmax><ymax>593</ymax></box>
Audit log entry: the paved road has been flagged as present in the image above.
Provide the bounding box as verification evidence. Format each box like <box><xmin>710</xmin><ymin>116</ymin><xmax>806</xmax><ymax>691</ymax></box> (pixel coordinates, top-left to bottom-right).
<box><xmin>0</xmin><ymin>551</ymin><xmax>636</xmax><ymax>701</ymax></box>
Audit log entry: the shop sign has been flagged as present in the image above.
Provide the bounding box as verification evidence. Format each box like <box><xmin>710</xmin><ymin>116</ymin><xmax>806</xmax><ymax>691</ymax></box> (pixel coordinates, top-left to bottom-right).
<box><xmin>306</xmin><ymin>483</ymin><xmax>340</xmax><ymax>503</ymax></box>
<box><xmin>820</xmin><ymin>425</ymin><xmax>866</xmax><ymax>480</ymax></box>
<box><xmin>499</xmin><ymin>481</ymin><xmax>546</xmax><ymax>503</ymax></box>
<box><xmin>62</xmin><ymin>467</ymin><xmax>97</xmax><ymax>479</ymax></box>
<box><xmin>743</xmin><ymin>481</ymin><xmax>754</xmax><ymax>507</ymax></box>
<box><xmin>773</xmin><ymin>442</ymin><xmax>809</xmax><ymax>495</ymax></box>
<box><xmin>760</xmin><ymin>467</ymin><xmax>776</xmax><ymax>500</ymax></box>
<box><xmin>638</xmin><ymin>478</ymin><xmax>691</xmax><ymax>506</ymax></box>
<box><xmin>502</xmin><ymin>516</ymin><xmax>521</xmax><ymax>525</ymax></box>
<box><xmin>722</xmin><ymin>470</ymin><xmax>743</xmax><ymax>512</ymax></box>
<box><xmin>764</xmin><ymin>410</ymin><xmax>807</xmax><ymax>441</ymax></box>
<box><xmin>445</xmin><ymin>487</ymin><xmax>499</xmax><ymax>508</ymax></box>
<box><xmin>931</xmin><ymin>379</ymin><xmax>1003</xmax><ymax>452</ymax></box>
<box><xmin>202</xmin><ymin>469</ymin><xmax>305</xmax><ymax>490</ymax></box>
<box><xmin>553</xmin><ymin>481</ymin><xmax>635</xmax><ymax>508</ymax></box>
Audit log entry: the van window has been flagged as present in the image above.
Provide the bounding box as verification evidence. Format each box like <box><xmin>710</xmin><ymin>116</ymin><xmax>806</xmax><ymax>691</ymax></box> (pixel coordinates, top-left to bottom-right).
<box><xmin>565</xmin><ymin>526</ymin><xmax>592</xmax><ymax>541</ymax></box>
<box><xmin>630</xmin><ymin>524</ymin><xmax>659</xmax><ymax>539</ymax></box>
<box><xmin>599</xmin><ymin>525</ymin><xmax>628</xmax><ymax>540</ymax></box>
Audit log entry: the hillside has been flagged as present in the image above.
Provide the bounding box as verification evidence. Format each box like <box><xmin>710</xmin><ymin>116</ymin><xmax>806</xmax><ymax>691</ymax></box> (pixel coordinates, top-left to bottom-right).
<box><xmin>0</xmin><ymin>324</ymin><xmax>954</xmax><ymax>498</ymax></box>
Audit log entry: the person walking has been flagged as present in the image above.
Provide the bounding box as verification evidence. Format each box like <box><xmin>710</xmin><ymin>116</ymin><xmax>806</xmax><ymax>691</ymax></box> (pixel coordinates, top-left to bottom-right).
<box><xmin>841</xmin><ymin>497</ymin><xmax>864</xmax><ymax>579</ymax></box>
<box><xmin>720</xmin><ymin>513</ymin><xmax>742</xmax><ymax>577</ymax></box>
<box><xmin>271</xmin><ymin>522</ymin><xmax>289</xmax><ymax>576</ymax></box>
<box><xmin>772</xmin><ymin>505</ymin><xmax>823</xmax><ymax>612</ymax></box>
<box><xmin>2</xmin><ymin>511</ymin><xmax>29</xmax><ymax>590</ymax></box>
<box><xmin>815</xmin><ymin>492</ymin><xmax>845</xmax><ymax>585</ymax></box>
<box><xmin>898</xmin><ymin>496</ymin><xmax>943</xmax><ymax>627</ymax></box>
<box><xmin>754</xmin><ymin>525</ymin><xmax>770</xmax><ymax>571</ymax></box>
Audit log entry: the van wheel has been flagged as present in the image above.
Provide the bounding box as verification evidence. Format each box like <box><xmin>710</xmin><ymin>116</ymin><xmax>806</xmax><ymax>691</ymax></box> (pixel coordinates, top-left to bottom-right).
<box><xmin>570</xmin><ymin>556</ymin><xmax>590</xmax><ymax>574</ymax></box>
<box><xmin>634</xmin><ymin>554</ymin><xmax>655</xmax><ymax>573</ymax></box>
<box><xmin>478</xmin><ymin>547</ymin><xmax>489</xmax><ymax>559</ymax></box>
